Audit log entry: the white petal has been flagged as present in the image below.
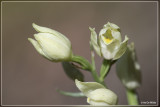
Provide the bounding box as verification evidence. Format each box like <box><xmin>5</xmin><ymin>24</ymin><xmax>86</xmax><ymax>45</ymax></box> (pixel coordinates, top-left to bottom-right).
<box><xmin>75</xmin><ymin>79</ymin><xmax>105</xmax><ymax>96</ymax></box>
<box><xmin>28</xmin><ymin>38</ymin><xmax>51</xmax><ymax>59</ymax></box>
<box><xmin>99</xmin><ymin>28</ymin><xmax>108</xmax><ymax>36</ymax></box>
<box><xmin>99</xmin><ymin>36</ymin><xmax>120</xmax><ymax>60</ymax></box>
<box><xmin>110</xmin><ymin>22</ymin><xmax>120</xmax><ymax>29</ymax></box>
<box><xmin>32</xmin><ymin>23</ymin><xmax>71</xmax><ymax>47</ymax></box>
<box><xmin>88</xmin><ymin>88</ymin><xmax>118</xmax><ymax>105</ymax></box>
<box><xmin>89</xmin><ymin>27</ymin><xmax>101</xmax><ymax>56</ymax></box>
<box><xmin>34</xmin><ymin>33</ymin><xmax>71</xmax><ymax>61</ymax></box>
<box><xmin>111</xmin><ymin>30</ymin><xmax>121</xmax><ymax>42</ymax></box>
<box><xmin>113</xmin><ymin>35</ymin><xmax>129</xmax><ymax>60</ymax></box>
<box><xmin>87</xmin><ymin>98</ymin><xmax>109</xmax><ymax>106</ymax></box>
<box><xmin>104</xmin><ymin>22</ymin><xmax>120</xmax><ymax>30</ymax></box>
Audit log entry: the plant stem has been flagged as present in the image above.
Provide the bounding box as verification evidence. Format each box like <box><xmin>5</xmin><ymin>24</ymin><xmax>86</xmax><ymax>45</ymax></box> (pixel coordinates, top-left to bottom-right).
<box><xmin>90</xmin><ymin>51</ymin><xmax>105</xmax><ymax>85</ymax></box>
<box><xmin>126</xmin><ymin>89</ymin><xmax>139</xmax><ymax>105</ymax></box>
<box><xmin>99</xmin><ymin>59</ymin><xmax>111</xmax><ymax>82</ymax></box>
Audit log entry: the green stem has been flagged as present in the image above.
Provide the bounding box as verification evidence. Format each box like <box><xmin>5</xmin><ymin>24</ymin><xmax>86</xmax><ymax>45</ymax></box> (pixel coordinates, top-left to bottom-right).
<box><xmin>99</xmin><ymin>59</ymin><xmax>112</xmax><ymax>83</ymax></box>
<box><xmin>71</xmin><ymin>54</ymin><xmax>104</xmax><ymax>85</ymax></box>
<box><xmin>90</xmin><ymin>51</ymin><xmax>105</xmax><ymax>85</ymax></box>
<box><xmin>126</xmin><ymin>89</ymin><xmax>139</xmax><ymax>105</ymax></box>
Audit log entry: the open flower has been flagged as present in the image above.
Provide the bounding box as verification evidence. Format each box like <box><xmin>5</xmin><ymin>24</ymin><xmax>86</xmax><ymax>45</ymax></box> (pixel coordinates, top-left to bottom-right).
<box><xmin>90</xmin><ymin>22</ymin><xmax>129</xmax><ymax>60</ymax></box>
<box><xmin>75</xmin><ymin>79</ymin><xmax>118</xmax><ymax>105</ymax></box>
<box><xmin>28</xmin><ymin>23</ymin><xmax>72</xmax><ymax>62</ymax></box>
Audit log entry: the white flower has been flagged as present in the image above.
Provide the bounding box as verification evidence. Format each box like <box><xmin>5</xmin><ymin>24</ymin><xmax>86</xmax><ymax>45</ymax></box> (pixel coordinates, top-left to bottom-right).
<box><xmin>75</xmin><ymin>79</ymin><xmax>118</xmax><ymax>105</ymax></box>
<box><xmin>28</xmin><ymin>23</ymin><xmax>72</xmax><ymax>62</ymax></box>
<box><xmin>90</xmin><ymin>22</ymin><xmax>129</xmax><ymax>60</ymax></box>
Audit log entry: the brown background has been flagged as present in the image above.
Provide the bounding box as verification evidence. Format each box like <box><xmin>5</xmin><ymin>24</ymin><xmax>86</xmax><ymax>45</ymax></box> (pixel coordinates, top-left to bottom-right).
<box><xmin>2</xmin><ymin>1</ymin><xmax>158</xmax><ymax>105</ymax></box>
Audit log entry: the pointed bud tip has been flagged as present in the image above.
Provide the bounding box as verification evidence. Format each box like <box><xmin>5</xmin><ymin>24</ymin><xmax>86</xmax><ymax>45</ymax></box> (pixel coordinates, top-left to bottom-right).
<box><xmin>89</xmin><ymin>27</ymin><xmax>95</xmax><ymax>31</ymax></box>
<box><xmin>33</xmin><ymin>33</ymin><xmax>38</xmax><ymax>39</ymax></box>
<box><xmin>28</xmin><ymin>38</ymin><xmax>33</xmax><ymax>42</ymax></box>
<box><xmin>122</xmin><ymin>35</ymin><xmax>129</xmax><ymax>43</ymax></box>
<box><xmin>107</xmin><ymin>22</ymin><xmax>110</xmax><ymax>24</ymax></box>
<box><xmin>28</xmin><ymin>38</ymin><xmax>31</xmax><ymax>41</ymax></box>
<box><xmin>75</xmin><ymin>79</ymin><xmax>80</xmax><ymax>87</ymax></box>
<box><xmin>28</xmin><ymin>38</ymin><xmax>37</xmax><ymax>46</ymax></box>
<box><xmin>75</xmin><ymin>79</ymin><xmax>80</xmax><ymax>83</ymax></box>
<box><xmin>32</xmin><ymin>23</ymin><xmax>43</xmax><ymax>33</ymax></box>
<box><xmin>32</xmin><ymin>23</ymin><xmax>35</xmax><ymax>27</ymax></box>
<box><xmin>125</xmin><ymin>35</ymin><xmax>129</xmax><ymax>40</ymax></box>
<box><xmin>32</xmin><ymin>23</ymin><xmax>39</xmax><ymax>29</ymax></box>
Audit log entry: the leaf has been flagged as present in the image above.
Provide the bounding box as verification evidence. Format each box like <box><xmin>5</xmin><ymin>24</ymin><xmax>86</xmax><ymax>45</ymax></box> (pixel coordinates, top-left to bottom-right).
<box><xmin>62</xmin><ymin>62</ymin><xmax>84</xmax><ymax>81</ymax></box>
<box><xmin>56</xmin><ymin>89</ymin><xmax>85</xmax><ymax>97</ymax></box>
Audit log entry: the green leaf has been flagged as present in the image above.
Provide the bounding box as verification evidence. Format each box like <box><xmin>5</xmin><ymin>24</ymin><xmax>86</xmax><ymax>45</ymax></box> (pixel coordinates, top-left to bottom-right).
<box><xmin>56</xmin><ymin>89</ymin><xmax>85</xmax><ymax>97</ymax></box>
<box><xmin>62</xmin><ymin>62</ymin><xmax>84</xmax><ymax>81</ymax></box>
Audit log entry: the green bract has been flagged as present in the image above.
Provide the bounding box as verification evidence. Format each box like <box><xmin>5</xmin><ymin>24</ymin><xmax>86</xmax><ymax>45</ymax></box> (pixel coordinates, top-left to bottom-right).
<box><xmin>75</xmin><ymin>79</ymin><xmax>118</xmax><ymax>105</ymax></box>
<box><xmin>62</xmin><ymin>62</ymin><xmax>84</xmax><ymax>81</ymax></box>
<box><xmin>116</xmin><ymin>43</ymin><xmax>141</xmax><ymax>90</ymax></box>
<box><xmin>90</xmin><ymin>22</ymin><xmax>129</xmax><ymax>60</ymax></box>
<box><xmin>28</xmin><ymin>23</ymin><xmax>72</xmax><ymax>62</ymax></box>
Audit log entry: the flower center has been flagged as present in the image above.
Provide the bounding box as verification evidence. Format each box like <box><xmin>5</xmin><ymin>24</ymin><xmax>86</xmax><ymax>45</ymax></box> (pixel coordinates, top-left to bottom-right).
<box><xmin>102</xmin><ymin>29</ymin><xmax>113</xmax><ymax>44</ymax></box>
<box><xmin>104</xmin><ymin>37</ymin><xmax>113</xmax><ymax>44</ymax></box>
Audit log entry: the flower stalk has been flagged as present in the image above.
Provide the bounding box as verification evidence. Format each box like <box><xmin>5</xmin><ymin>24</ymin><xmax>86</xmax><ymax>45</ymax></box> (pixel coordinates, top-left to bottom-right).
<box><xmin>99</xmin><ymin>59</ymin><xmax>111</xmax><ymax>82</ymax></box>
<box><xmin>126</xmin><ymin>89</ymin><xmax>139</xmax><ymax>105</ymax></box>
<box><xmin>90</xmin><ymin>50</ymin><xmax>105</xmax><ymax>85</ymax></box>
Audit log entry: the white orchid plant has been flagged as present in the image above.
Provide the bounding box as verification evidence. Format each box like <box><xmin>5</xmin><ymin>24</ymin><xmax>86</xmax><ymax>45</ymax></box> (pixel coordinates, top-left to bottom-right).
<box><xmin>28</xmin><ymin>22</ymin><xmax>141</xmax><ymax>105</ymax></box>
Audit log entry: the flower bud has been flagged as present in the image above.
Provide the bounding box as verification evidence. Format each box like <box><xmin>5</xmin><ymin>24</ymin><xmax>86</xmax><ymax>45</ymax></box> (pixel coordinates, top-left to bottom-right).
<box><xmin>75</xmin><ymin>79</ymin><xmax>118</xmax><ymax>105</ymax></box>
<box><xmin>89</xmin><ymin>27</ymin><xmax>101</xmax><ymax>56</ymax></box>
<box><xmin>116</xmin><ymin>43</ymin><xmax>141</xmax><ymax>90</ymax></box>
<box><xmin>28</xmin><ymin>23</ymin><xmax>72</xmax><ymax>62</ymax></box>
<box><xmin>90</xmin><ymin>22</ymin><xmax>129</xmax><ymax>60</ymax></box>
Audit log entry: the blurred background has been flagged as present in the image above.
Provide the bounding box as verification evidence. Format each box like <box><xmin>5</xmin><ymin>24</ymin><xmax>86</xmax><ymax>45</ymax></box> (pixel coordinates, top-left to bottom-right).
<box><xmin>1</xmin><ymin>1</ymin><xmax>158</xmax><ymax>105</ymax></box>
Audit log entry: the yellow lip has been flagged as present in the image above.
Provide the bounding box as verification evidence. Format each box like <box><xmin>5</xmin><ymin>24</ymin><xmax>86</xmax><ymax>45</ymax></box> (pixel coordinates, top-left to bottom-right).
<box><xmin>103</xmin><ymin>37</ymin><xmax>113</xmax><ymax>44</ymax></box>
<box><xmin>87</xmin><ymin>98</ymin><xmax>90</xmax><ymax>103</ymax></box>
<box><xmin>102</xmin><ymin>29</ymin><xmax>113</xmax><ymax>44</ymax></box>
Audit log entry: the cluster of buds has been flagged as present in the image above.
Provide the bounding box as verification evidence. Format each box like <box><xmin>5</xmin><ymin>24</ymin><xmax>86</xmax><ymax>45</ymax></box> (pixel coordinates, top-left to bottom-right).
<box><xmin>28</xmin><ymin>22</ymin><xmax>140</xmax><ymax>105</ymax></box>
